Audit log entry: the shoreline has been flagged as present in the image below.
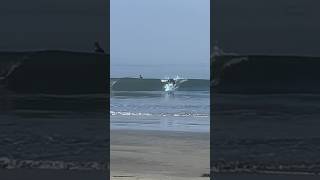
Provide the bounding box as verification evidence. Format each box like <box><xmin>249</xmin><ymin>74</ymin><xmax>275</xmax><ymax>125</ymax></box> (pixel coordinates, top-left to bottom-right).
<box><xmin>110</xmin><ymin>129</ymin><xmax>210</xmax><ymax>179</ymax></box>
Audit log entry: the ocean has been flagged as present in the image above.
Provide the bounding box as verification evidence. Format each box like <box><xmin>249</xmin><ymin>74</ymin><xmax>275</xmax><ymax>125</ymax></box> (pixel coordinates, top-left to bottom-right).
<box><xmin>110</xmin><ymin>78</ymin><xmax>210</xmax><ymax>132</ymax></box>
<box><xmin>0</xmin><ymin>51</ymin><xmax>108</xmax><ymax>170</ymax></box>
<box><xmin>211</xmin><ymin>55</ymin><xmax>320</xmax><ymax>175</ymax></box>
<box><xmin>0</xmin><ymin>92</ymin><xmax>108</xmax><ymax>169</ymax></box>
<box><xmin>212</xmin><ymin>93</ymin><xmax>320</xmax><ymax>175</ymax></box>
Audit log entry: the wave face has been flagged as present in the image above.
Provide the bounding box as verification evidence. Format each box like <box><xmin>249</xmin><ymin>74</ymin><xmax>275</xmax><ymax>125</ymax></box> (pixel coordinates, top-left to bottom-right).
<box><xmin>111</xmin><ymin>78</ymin><xmax>209</xmax><ymax>91</ymax></box>
<box><xmin>212</xmin><ymin>55</ymin><xmax>320</xmax><ymax>93</ymax></box>
<box><xmin>0</xmin><ymin>51</ymin><xmax>108</xmax><ymax>94</ymax></box>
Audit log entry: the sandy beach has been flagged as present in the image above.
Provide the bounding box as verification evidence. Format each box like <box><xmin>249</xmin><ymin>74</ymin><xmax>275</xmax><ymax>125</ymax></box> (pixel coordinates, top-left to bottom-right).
<box><xmin>110</xmin><ymin>130</ymin><xmax>210</xmax><ymax>180</ymax></box>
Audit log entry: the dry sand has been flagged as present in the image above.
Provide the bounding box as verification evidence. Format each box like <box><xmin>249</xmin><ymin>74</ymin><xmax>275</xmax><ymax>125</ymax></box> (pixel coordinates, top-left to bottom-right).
<box><xmin>110</xmin><ymin>130</ymin><xmax>210</xmax><ymax>180</ymax></box>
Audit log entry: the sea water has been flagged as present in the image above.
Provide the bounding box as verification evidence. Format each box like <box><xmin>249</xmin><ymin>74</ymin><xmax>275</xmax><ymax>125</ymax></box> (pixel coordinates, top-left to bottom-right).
<box><xmin>110</xmin><ymin>79</ymin><xmax>210</xmax><ymax>132</ymax></box>
<box><xmin>0</xmin><ymin>92</ymin><xmax>108</xmax><ymax>169</ymax></box>
<box><xmin>212</xmin><ymin>93</ymin><xmax>320</xmax><ymax>174</ymax></box>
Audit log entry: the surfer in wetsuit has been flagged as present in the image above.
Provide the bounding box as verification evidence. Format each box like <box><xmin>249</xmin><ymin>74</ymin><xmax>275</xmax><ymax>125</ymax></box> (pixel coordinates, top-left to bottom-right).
<box><xmin>168</xmin><ymin>78</ymin><xmax>175</xmax><ymax>85</ymax></box>
<box><xmin>94</xmin><ymin>42</ymin><xmax>105</xmax><ymax>53</ymax></box>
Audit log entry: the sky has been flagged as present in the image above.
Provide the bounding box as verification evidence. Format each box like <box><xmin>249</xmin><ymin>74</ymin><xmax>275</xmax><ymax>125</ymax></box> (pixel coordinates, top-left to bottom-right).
<box><xmin>111</xmin><ymin>0</ymin><xmax>210</xmax><ymax>79</ymax></box>
<box><xmin>212</xmin><ymin>0</ymin><xmax>320</xmax><ymax>56</ymax></box>
<box><xmin>0</xmin><ymin>0</ymin><xmax>108</xmax><ymax>52</ymax></box>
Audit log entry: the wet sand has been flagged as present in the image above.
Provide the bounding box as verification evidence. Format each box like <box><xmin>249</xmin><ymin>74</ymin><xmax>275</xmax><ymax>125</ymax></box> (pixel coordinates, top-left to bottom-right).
<box><xmin>110</xmin><ymin>130</ymin><xmax>210</xmax><ymax>180</ymax></box>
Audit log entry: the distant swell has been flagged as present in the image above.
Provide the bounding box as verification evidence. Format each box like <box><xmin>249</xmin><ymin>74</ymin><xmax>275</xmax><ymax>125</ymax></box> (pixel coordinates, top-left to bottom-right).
<box><xmin>0</xmin><ymin>157</ymin><xmax>107</xmax><ymax>170</ymax></box>
<box><xmin>212</xmin><ymin>55</ymin><xmax>320</xmax><ymax>94</ymax></box>
<box><xmin>111</xmin><ymin>78</ymin><xmax>209</xmax><ymax>91</ymax></box>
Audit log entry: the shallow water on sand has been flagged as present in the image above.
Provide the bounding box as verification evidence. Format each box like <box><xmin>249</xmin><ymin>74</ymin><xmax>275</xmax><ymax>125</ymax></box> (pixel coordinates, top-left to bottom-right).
<box><xmin>111</xmin><ymin>91</ymin><xmax>209</xmax><ymax>132</ymax></box>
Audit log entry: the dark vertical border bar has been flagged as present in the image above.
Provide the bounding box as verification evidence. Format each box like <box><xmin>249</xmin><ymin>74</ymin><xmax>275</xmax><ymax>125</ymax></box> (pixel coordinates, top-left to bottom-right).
<box><xmin>107</xmin><ymin>0</ymin><xmax>110</xmax><ymax>178</ymax></box>
<box><xmin>210</xmin><ymin>0</ymin><xmax>214</xmax><ymax>179</ymax></box>
<box><xmin>0</xmin><ymin>0</ymin><xmax>110</xmax><ymax>178</ymax></box>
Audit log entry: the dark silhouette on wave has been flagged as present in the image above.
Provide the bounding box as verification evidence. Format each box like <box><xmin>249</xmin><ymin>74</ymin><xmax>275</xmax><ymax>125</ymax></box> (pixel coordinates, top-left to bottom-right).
<box><xmin>0</xmin><ymin>50</ymin><xmax>108</xmax><ymax>94</ymax></box>
<box><xmin>212</xmin><ymin>55</ymin><xmax>320</xmax><ymax>94</ymax></box>
<box><xmin>94</xmin><ymin>42</ymin><xmax>105</xmax><ymax>54</ymax></box>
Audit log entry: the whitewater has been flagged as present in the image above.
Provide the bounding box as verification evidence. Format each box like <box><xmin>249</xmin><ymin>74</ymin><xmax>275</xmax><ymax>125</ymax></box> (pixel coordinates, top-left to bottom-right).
<box><xmin>110</xmin><ymin>76</ymin><xmax>210</xmax><ymax>132</ymax></box>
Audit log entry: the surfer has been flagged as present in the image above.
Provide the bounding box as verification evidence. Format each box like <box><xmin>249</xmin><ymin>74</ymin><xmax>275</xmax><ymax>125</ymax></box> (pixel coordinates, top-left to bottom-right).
<box><xmin>163</xmin><ymin>78</ymin><xmax>176</xmax><ymax>93</ymax></box>
<box><xmin>94</xmin><ymin>42</ymin><xmax>105</xmax><ymax>53</ymax></box>
<box><xmin>168</xmin><ymin>78</ymin><xmax>175</xmax><ymax>85</ymax></box>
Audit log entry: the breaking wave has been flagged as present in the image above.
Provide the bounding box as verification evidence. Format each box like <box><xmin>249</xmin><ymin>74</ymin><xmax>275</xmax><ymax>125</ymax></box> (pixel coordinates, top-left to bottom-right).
<box><xmin>212</xmin><ymin>55</ymin><xmax>320</xmax><ymax>93</ymax></box>
<box><xmin>110</xmin><ymin>78</ymin><xmax>209</xmax><ymax>91</ymax></box>
<box><xmin>0</xmin><ymin>51</ymin><xmax>107</xmax><ymax>94</ymax></box>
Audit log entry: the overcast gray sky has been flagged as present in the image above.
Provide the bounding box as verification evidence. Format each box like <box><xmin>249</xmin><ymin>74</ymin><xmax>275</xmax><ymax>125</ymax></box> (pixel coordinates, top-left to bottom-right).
<box><xmin>212</xmin><ymin>0</ymin><xmax>320</xmax><ymax>56</ymax></box>
<box><xmin>111</xmin><ymin>0</ymin><xmax>210</xmax><ymax>79</ymax></box>
<box><xmin>0</xmin><ymin>0</ymin><xmax>108</xmax><ymax>52</ymax></box>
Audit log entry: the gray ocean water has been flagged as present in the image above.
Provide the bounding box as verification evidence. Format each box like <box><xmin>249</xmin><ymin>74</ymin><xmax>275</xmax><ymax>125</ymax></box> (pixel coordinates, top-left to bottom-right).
<box><xmin>0</xmin><ymin>92</ymin><xmax>108</xmax><ymax>169</ymax></box>
<box><xmin>110</xmin><ymin>78</ymin><xmax>210</xmax><ymax>132</ymax></box>
<box><xmin>212</xmin><ymin>93</ymin><xmax>320</xmax><ymax>174</ymax></box>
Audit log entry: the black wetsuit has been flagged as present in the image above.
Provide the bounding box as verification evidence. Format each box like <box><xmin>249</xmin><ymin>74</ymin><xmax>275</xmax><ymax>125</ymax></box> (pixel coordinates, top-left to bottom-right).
<box><xmin>94</xmin><ymin>42</ymin><xmax>105</xmax><ymax>53</ymax></box>
<box><xmin>168</xmin><ymin>79</ymin><xmax>175</xmax><ymax>85</ymax></box>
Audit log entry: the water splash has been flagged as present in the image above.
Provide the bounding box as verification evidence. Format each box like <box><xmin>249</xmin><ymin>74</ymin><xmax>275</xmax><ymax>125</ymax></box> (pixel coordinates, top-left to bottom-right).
<box><xmin>162</xmin><ymin>76</ymin><xmax>188</xmax><ymax>92</ymax></box>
